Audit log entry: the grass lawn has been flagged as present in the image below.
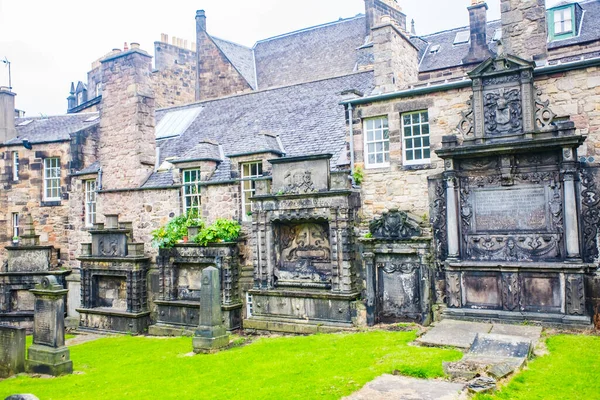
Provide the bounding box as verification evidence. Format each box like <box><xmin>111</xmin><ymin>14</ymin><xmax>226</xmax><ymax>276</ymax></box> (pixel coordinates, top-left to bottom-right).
<box><xmin>0</xmin><ymin>330</ymin><xmax>461</xmax><ymax>400</ymax></box>
<box><xmin>477</xmin><ymin>334</ymin><xmax>600</xmax><ymax>400</ymax></box>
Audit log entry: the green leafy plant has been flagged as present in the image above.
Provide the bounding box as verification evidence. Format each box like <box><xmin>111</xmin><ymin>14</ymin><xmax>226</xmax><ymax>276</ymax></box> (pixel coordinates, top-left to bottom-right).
<box><xmin>193</xmin><ymin>218</ymin><xmax>241</xmax><ymax>246</ymax></box>
<box><xmin>151</xmin><ymin>210</ymin><xmax>203</xmax><ymax>248</ymax></box>
<box><xmin>364</xmin><ymin>232</ymin><xmax>373</xmax><ymax>238</ymax></box>
<box><xmin>353</xmin><ymin>165</ymin><xmax>364</xmax><ymax>186</ymax></box>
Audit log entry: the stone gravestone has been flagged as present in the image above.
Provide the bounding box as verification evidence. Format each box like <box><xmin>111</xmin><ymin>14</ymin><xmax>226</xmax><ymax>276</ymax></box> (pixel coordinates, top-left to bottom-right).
<box><xmin>26</xmin><ymin>276</ymin><xmax>72</xmax><ymax>376</ymax></box>
<box><xmin>0</xmin><ymin>325</ymin><xmax>26</xmax><ymax>378</ymax></box>
<box><xmin>192</xmin><ymin>267</ymin><xmax>229</xmax><ymax>353</ymax></box>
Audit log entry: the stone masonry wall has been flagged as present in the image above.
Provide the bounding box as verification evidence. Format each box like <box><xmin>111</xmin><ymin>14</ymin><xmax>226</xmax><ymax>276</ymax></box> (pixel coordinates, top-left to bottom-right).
<box><xmin>0</xmin><ymin>142</ymin><xmax>72</xmax><ymax>265</ymax></box>
<box><xmin>152</xmin><ymin>63</ymin><xmax>196</xmax><ymax>109</ymax></box>
<box><xmin>154</xmin><ymin>42</ymin><xmax>196</xmax><ymax>71</ymax></box>
<box><xmin>197</xmin><ymin>31</ymin><xmax>253</xmax><ymax>101</ymax></box>
<box><xmin>372</xmin><ymin>23</ymin><xmax>419</xmax><ymax>93</ymax></box>
<box><xmin>352</xmin><ymin>66</ymin><xmax>600</xmax><ymax>230</ymax></box>
<box><xmin>98</xmin><ymin>50</ymin><xmax>156</xmax><ymax>190</ymax></box>
<box><xmin>501</xmin><ymin>0</ymin><xmax>547</xmax><ymax>61</ymax></box>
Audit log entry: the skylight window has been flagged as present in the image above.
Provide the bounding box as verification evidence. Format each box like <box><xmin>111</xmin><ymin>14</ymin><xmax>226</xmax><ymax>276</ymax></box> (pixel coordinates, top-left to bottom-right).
<box><xmin>155</xmin><ymin>107</ymin><xmax>203</xmax><ymax>140</ymax></box>
<box><xmin>429</xmin><ymin>45</ymin><xmax>441</xmax><ymax>54</ymax></box>
<box><xmin>453</xmin><ymin>31</ymin><xmax>470</xmax><ymax>45</ymax></box>
<box><xmin>17</xmin><ymin>120</ymin><xmax>33</xmax><ymax>126</ymax></box>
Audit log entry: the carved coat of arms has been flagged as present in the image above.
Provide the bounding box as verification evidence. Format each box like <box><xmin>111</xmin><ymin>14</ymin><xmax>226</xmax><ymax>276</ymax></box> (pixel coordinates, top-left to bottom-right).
<box><xmin>484</xmin><ymin>88</ymin><xmax>522</xmax><ymax>135</ymax></box>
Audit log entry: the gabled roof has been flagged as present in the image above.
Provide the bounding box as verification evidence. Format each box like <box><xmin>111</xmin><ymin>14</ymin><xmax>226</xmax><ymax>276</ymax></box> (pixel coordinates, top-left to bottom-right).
<box><xmin>11</xmin><ymin>113</ymin><xmax>99</xmax><ymax>145</ymax></box>
<box><xmin>253</xmin><ymin>15</ymin><xmax>367</xmax><ymax>89</ymax></box>
<box><xmin>154</xmin><ymin>71</ymin><xmax>374</xmax><ymax>183</ymax></box>
<box><xmin>212</xmin><ymin>37</ymin><xmax>257</xmax><ymax>89</ymax></box>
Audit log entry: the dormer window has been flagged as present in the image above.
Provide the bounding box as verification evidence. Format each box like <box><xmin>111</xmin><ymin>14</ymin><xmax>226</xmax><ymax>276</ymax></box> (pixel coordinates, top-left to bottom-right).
<box><xmin>554</xmin><ymin>7</ymin><xmax>573</xmax><ymax>35</ymax></box>
<box><xmin>95</xmin><ymin>82</ymin><xmax>102</xmax><ymax>97</ymax></box>
<box><xmin>77</xmin><ymin>92</ymin><xmax>83</xmax><ymax>106</ymax></box>
<box><xmin>548</xmin><ymin>3</ymin><xmax>581</xmax><ymax>41</ymax></box>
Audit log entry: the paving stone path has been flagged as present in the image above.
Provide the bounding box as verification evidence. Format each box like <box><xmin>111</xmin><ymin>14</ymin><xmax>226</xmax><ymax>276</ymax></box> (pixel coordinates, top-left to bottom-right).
<box><xmin>345</xmin><ymin>320</ymin><xmax>543</xmax><ymax>399</ymax></box>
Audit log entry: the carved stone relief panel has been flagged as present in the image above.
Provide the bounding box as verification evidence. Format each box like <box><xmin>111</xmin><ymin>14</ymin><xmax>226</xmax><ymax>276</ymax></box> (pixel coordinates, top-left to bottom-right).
<box><xmin>369</xmin><ymin>209</ymin><xmax>421</xmax><ymax>239</ymax></box>
<box><xmin>376</xmin><ymin>261</ymin><xmax>421</xmax><ymax>321</ymax></box>
<box><xmin>501</xmin><ymin>273</ymin><xmax>520</xmax><ymax>311</ymax></box>
<box><xmin>565</xmin><ymin>274</ymin><xmax>585</xmax><ymax>316</ymax></box>
<box><xmin>274</xmin><ymin>222</ymin><xmax>332</xmax><ymax>286</ymax></box>
<box><xmin>483</xmin><ymin>87</ymin><xmax>523</xmax><ymax>136</ymax></box>
<box><xmin>446</xmin><ymin>272</ymin><xmax>461</xmax><ymax>308</ymax></box>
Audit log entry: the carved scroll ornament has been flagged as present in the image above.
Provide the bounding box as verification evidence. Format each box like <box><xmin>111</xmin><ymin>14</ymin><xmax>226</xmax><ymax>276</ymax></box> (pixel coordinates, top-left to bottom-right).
<box><xmin>369</xmin><ymin>209</ymin><xmax>421</xmax><ymax>239</ymax></box>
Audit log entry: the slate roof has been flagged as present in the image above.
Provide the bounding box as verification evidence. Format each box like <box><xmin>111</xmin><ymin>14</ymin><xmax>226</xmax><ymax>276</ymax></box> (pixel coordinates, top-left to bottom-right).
<box><xmin>142</xmin><ymin>170</ymin><xmax>174</xmax><ymax>188</ymax></box>
<box><xmin>415</xmin><ymin>20</ymin><xmax>501</xmax><ymax>72</ymax></box>
<box><xmin>253</xmin><ymin>15</ymin><xmax>367</xmax><ymax>89</ymax></box>
<box><xmin>155</xmin><ymin>71</ymin><xmax>374</xmax><ymax>183</ymax></box>
<box><xmin>548</xmin><ymin>0</ymin><xmax>600</xmax><ymax>48</ymax></box>
<box><xmin>12</xmin><ymin>113</ymin><xmax>99</xmax><ymax>145</ymax></box>
<box><xmin>212</xmin><ymin>37</ymin><xmax>257</xmax><ymax>89</ymax></box>
<box><xmin>72</xmin><ymin>161</ymin><xmax>100</xmax><ymax>176</ymax></box>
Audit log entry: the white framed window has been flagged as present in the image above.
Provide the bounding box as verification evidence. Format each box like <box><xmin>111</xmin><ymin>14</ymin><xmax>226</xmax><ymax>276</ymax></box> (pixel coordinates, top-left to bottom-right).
<box><xmin>246</xmin><ymin>292</ymin><xmax>253</xmax><ymax>317</ymax></box>
<box><xmin>364</xmin><ymin>117</ymin><xmax>390</xmax><ymax>168</ymax></box>
<box><xmin>77</xmin><ymin>92</ymin><xmax>83</xmax><ymax>106</ymax></box>
<box><xmin>182</xmin><ymin>169</ymin><xmax>201</xmax><ymax>215</ymax></box>
<box><xmin>241</xmin><ymin>161</ymin><xmax>263</xmax><ymax>221</ymax></box>
<box><xmin>85</xmin><ymin>179</ymin><xmax>97</xmax><ymax>227</ymax></box>
<box><xmin>12</xmin><ymin>151</ymin><xmax>18</xmax><ymax>181</ymax></box>
<box><xmin>402</xmin><ymin>111</ymin><xmax>430</xmax><ymax>165</ymax></box>
<box><xmin>553</xmin><ymin>8</ymin><xmax>573</xmax><ymax>35</ymax></box>
<box><xmin>43</xmin><ymin>158</ymin><xmax>61</xmax><ymax>201</ymax></box>
<box><xmin>12</xmin><ymin>213</ymin><xmax>19</xmax><ymax>238</ymax></box>
<box><xmin>95</xmin><ymin>82</ymin><xmax>102</xmax><ymax>97</ymax></box>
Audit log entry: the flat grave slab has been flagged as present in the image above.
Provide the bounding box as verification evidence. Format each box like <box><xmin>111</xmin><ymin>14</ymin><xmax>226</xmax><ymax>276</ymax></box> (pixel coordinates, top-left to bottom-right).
<box><xmin>489</xmin><ymin>324</ymin><xmax>542</xmax><ymax>343</ymax></box>
<box><xmin>416</xmin><ymin>319</ymin><xmax>492</xmax><ymax>349</ymax></box>
<box><xmin>343</xmin><ymin>374</ymin><xmax>466</xmax><ymax>400</ymax></box>
<box><xmin>470</xmin><ymin>333</ymin><xmax>532</xmax><ymax>358</ymax></box>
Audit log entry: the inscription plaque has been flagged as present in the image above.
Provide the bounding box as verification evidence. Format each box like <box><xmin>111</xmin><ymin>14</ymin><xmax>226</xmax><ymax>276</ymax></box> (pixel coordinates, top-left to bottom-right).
<box><xmin>474</xmin><ymin>187</ymin><xmax>547</xmax><ymax>231</ymax></box>
<box><xmin>34</xmin><ymin>299</ymin><xmax>56</xmax><ymax>347</ymax></box>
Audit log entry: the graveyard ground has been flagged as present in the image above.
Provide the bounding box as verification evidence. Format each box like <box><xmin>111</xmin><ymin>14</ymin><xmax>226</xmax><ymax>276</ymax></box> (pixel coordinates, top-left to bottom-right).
<box><xmin>0</xmin><ymin>329</ymin><xmax>598</xmax><ymax>399</ymax></box>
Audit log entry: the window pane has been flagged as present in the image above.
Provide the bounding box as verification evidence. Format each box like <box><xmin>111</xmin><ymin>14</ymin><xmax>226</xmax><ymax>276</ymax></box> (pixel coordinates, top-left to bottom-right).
<box><xmin>374</xmin><ymin>119</ymin><xmax>382</xmax><ymax>129</ymax></box>
<box><xmin>564</xmin><ymin>19</ymin><xmax>572</xmax><ymax>32</ymax></box>
<box><xmin>423</xmin><ymin>136</ymin><xmax>430</xmax><ymax>147</ymax></box>
<box><xmin>368</xmin><ymin>154</ymin><xmax>375</xmax><ymax>164</ymax></box>
<box><xmin>422</xmin><ymin>124</ymin><xmax>429</xmax><ymax>135</ymax></box>
<box><xmin>405</xmin><ymin>139</ymin><xmax>413</xmax><ymax>149</ymax></box>
<box><xmin>424</xmin><ymin>149</ymin><xmax>431</xmax><ymax>159</ymax></box>
<box><xmin>415</xmin><ymin>149</ymin><xmax>422</xmax><ymax>159</ymax></box>
<box><xmin>384</xmin><ymin>141</ymin><xmax>389</xmax><ymax>151</ymax></box>
<box><xmin>406</xmin><ymin>151</ymin><xmax>413</xmax><ymax>161</ymax></box>
<box><xmin>404</xmin><ymin>127</ymin><xmax>411</xmax><ymax>137</ymax></box>
<box><xmin>375</xmin><ymin>130</ymin><xmax>382</xmax><ymax>141</ymax></box>
<box><xmin>421</xmin><ymin>112</ymin><xmax>428</xmax><ymax>123</ymax></box>
<box><xmin>414</xmin><ymin>137</ymin><xmax>422</xmax><ymax>147</ymax></box>
<box><xmin>376</xmin><ymin>153</ymin><xmax>383</xmax><ymax>164</ymax></box>
<box><xmin>368</xmin><ymin>143</ymin><xmax>375</xmax><ymax>154</ymax></box>
<box><xmin>383</xmin><ymin>128</ymin><xmax>389</xmax><ymax>140</ymax></box>
<box><xmin>412</xmin><ymin>113</ymin><xmax>420</xmax><ymax>124</ymax></box>
<box><xmin>367</xmin><ymin>131</ymin><xmax>374</xmax><ymax>142</ymax></box>
<box><xmin>403</xmin><ymin>115</ymin><xmax>411</xmax><ymax>126</ymax></box>
<box><xmin>376</xmin><ymin>142</ymin><xmax>383</xmax><ymax>152</ymax></box>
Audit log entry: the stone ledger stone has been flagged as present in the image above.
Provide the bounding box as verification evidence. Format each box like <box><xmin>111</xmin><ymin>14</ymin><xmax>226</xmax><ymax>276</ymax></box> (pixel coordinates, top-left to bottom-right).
<box><xmin>192</xmin><ymin>267</ymin><xmax>229</xmax><ymax>353</ymax></box>
<box><xmin>26</xmin><ymin>276</ymin><xmax>72</xmax><ymax>376</ymax></box>
<box><xmin>0</xmin><ymin>325</ymin><xmax>26</xmax><ymax>378</ymax></box>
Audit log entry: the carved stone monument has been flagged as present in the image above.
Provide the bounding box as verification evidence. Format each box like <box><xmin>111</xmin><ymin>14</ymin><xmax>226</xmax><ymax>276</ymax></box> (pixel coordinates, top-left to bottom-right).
<box><xmin>431</xmin><ymin>55</ymin><xmax>590</xmax><ymax>326</ymax></box>
<box><xmin>26</xmin><ymin>276</ymin><xmax>72</xmax><ymax>376</ymax></box>
<box><xmin>149</xmin><ymin>233</ymin><xmax>241</xmax><ymax>336</ymax></box>
<box><xmin>0</xmin><ymin>325</ymin><xmax>26</xmax><ymax>378</ymax></box>
<box><xmin>360</xmin><ymin>210</ymin><xmax>434</xmax><ymax>325</ymax></box>
<box><xmin>0</xmin><ymin>215</ymin><xmax>68</xmax><ymax>329</ymax></box>
<box><xmin>247</xmin><ymin>154</ymin><xmax>361</xmax><ymax>333</ymax></box>
<box><xmin>192</xmin><ymin>267</ymin><xmax>229</xmax><ymax>353</ymax></box>
<box><xmin>77</xmin><ymin>214</ymin><xmax>150</xmax><ymax>333</ymax></box>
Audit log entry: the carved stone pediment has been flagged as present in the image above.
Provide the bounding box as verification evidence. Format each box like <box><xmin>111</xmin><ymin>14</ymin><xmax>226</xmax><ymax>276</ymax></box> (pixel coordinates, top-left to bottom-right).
<box><xmin>369</xmin><ymin>209</ymin><xmax>421</xmax><ymax>239</ymax></box>
<box><xmin>468</xmin><ymin>55</ymin><xmax>534</xmax><ymax>78</ymax></box>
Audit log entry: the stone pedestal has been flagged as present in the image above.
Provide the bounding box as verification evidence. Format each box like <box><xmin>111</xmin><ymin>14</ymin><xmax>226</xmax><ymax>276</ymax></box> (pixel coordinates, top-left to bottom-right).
<box><xmin>0</xmin><ymin>325</ymin><xmax>26</xmax><ymax>378</ymax></box>
<box><xmin>26</xmin><ymin>276</ymin><xmax>72</xmax><ymax>376</ymax></box>
<box><xmin>193</xmin><ymin>267</ymin><xmax>229</xmax><ymax>353</ymax></box>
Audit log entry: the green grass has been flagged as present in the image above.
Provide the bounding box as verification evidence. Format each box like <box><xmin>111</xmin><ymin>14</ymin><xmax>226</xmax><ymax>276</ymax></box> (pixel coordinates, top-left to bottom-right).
<box><xmin>0</xmin><ymin>330</ymin><xmax>461</xmax><ymax>400</ymax></box>
<box><xmin>477</xmin><ymin>334</ymin><xmax>600</xmax><ymax>400</ymax></box>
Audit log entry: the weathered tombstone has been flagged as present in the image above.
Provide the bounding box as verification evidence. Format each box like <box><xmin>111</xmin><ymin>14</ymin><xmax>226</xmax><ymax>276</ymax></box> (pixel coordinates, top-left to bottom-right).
<box><xmin>26</xmin><ymin>276</ymin><xmax>72</xmax><ymax>376</ymax></box>
<box><xmin>0</xmin><ymin>325</ymin><xmax>25</xmax><ymax>378</ymax></box>
<box><xmin>192</xmin><ymin>267</ymin><xmax>229</xmax><ymax>353</ymax></box>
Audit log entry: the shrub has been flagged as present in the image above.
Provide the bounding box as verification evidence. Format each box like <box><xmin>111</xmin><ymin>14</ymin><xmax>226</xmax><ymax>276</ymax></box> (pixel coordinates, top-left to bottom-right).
<box><xmin>193</xmin><ymin>218</ymin><xmax>241</xmax><ymax>246</ymax></box>
<box><xmin>151</xmin><ymin>210</ymin><xmax>203</xmax><ymax>248</ymax></box>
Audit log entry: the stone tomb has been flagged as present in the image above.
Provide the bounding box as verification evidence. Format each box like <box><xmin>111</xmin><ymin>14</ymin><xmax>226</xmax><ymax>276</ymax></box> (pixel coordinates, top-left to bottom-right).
<box><xmin>26</xmin><ymin>276</ymin><xmax>72</xmax><ymax>376</ymax></box>
<box><xmin>246</xmin><ymin>154</ymin><xmax>361</xmax><ymax>333</ymax></box>
<box><xmin>149</xmin><ymin>236</ymin><xmax>241</xmax><ymax>336</ymax></box>
<box><xmin>0</xmin><ymin>325</ymin><xmax>26</xmax><ymax>378</ymax></box>
<box><xmin>77</xmin><ymin>215</ymin><xmax>150</xmax><ymax>333</ymax></box>
<box><xmin>431</xmin><ymin>55</ymin><xmax>590</xmax><ymax>326</ymax></box>
<box><xmin>0</xmin><ymin>215</ymin><xmax>68</xmax><ymax>329</ymax></box>
<box><xmin>360</xmin><ymin>210</ymin><xmax>434</xmax><ymax>325</ymax></box>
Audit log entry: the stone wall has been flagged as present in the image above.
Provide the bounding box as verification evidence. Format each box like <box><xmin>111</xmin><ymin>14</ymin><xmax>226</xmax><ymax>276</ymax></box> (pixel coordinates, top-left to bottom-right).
<box><xmin>0</xmin><ymin>142</ymin><xmax>73</xmax><ymax>264</ymax></box>
<box><xmin>196</xmin><ymin>30</ymin><xmax>252</xmax><ymax>101</ymax></box>
<box><xmin>372</xmin><ymin>23</ymin><xmax>418</xmax><ymax>93</ymax></box>
<box><xmin>152</xmin><ymin>63</ymin><xmax>197</xmax><ymax>109</ymax></box>
<box><xmin>98</xmin><ymin>49</ymin><xmax>156</xmax><ymax>190</ymax></box>
<box><xmin>154</xmin><ymin>41</ymin><xmax>196</xmax><ymax>71</ymax></box>
<box><xmin>365</xmin><ymin>0</ymin><xmax>407</xmax><ymax>33</ymax></box>
<box><xmin>500</xmin><ymin>0</ymin><xmax>547</xmax><ymax>61</ymax></box>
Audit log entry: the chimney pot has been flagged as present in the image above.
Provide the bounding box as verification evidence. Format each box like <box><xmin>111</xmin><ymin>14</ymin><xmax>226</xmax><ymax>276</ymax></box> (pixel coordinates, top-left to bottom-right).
<box><xmin>124</xmin><ymin>42</ymin><xmax>129</xmax><ymax>51</ymax></box>
<box><xmin>131</xmin><ymin>42</ymin><xmax>140</xmax><ymax>49</ymax></box>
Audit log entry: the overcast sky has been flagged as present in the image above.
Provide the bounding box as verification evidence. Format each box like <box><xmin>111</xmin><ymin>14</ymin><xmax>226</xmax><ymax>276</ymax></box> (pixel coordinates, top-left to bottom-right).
<box><xmin>0</xmin><ymin>0</ymin><xmax>561</xmax><ymax>116</ymax></box>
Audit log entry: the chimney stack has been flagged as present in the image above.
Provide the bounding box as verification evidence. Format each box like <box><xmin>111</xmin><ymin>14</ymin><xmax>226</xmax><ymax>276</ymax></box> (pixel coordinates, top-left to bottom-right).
<box><xmin>0</xmin><ymin>87</ymin><xmax>16</xmax><ymax>144</ymax></box>
<box><xmin>500</xmin><ymin>0</ymin><xmax>547</xmax><ymax>62</ymax></box>
<box><xmin>462</xmin><ymin>2</ymin><xmax>494</xmax><ymax>64</ymax></box>
<box><xmin>195</xmin><ymin>10</ymin><xmax>207</xmax><ymax>101</ymax></box>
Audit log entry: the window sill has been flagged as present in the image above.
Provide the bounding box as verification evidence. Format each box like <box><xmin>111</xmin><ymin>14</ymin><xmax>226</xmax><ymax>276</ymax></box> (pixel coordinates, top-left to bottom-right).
<box><xmin>401</xmin><ymin>162</ymin><xmax>433</xmax><ymax>171</ymax></box>
<box><xmin>41</xmin><ymin>200</ymin><xmax>61</xmax><ymax>207</ymax></box>
<box><xmin>364</xmin><ymin>164</ymin><xmax>391</xmax><ymax>171</ymax></box>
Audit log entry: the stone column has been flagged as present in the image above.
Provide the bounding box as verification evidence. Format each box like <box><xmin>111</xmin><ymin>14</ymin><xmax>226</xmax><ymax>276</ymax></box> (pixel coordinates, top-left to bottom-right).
<box><xmin>363</xmin><ymin>252</ymin><xmax>376</xmax><ymax>326</ymax></box>
<box><xmin>562</xmin><ymin>147</ymin><xmax>581</xmax><ymax>259</ymax></box>
<box><xmin>445</xmin><ymin>172</ymin><xmax>461</xmax><ymax>259</ymax></box>
<box><xmin>193</xmin><ymin>267</ymin><xmax>229</xmax><ymax>353</ymax></box>
<box><xmin>26</xmin><ymin>276</ymin><xmax>72</xmax><ymax>376</ymax></box>
<box><xmin>0</xmin><ymin>325</ymin><xmax>25</xmax><ymax>378</ymax></box>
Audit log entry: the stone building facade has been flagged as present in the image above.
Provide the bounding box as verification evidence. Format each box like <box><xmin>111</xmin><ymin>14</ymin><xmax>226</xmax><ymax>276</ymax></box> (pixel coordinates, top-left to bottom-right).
<box><xmin>1</xmin><ymin>0</ymin><xmax>600</xmax><ymax>331</ymax></box>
